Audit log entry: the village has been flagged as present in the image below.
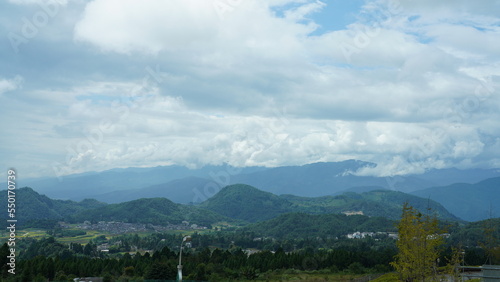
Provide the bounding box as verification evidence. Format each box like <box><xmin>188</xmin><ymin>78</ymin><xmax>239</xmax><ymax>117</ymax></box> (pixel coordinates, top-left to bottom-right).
<box><xmin>74</xmin><ymin>220</ymin><xmax>208</xmax><ymax>234</ymax></box>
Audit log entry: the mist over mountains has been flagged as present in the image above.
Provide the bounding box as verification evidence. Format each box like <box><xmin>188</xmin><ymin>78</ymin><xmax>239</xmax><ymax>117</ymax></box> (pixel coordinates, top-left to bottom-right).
<box><xmin>5</xmin><ymin>160</ymin><xmax>499</xmax><ymax>221</ymax></box>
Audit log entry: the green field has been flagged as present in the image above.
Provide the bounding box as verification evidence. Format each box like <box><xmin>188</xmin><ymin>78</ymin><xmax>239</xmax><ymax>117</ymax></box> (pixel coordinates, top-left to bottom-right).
<box><xmin>0</xmin><ymin>225</ymin><xmax>217</xmax><ymax>246</ymax></box>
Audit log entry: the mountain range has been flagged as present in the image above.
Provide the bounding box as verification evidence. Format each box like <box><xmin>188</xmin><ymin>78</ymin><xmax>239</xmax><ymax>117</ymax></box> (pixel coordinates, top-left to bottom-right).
<box><xmin>3</xmin><ymin>160</ymin><xmax>499</xmax><ymax>221</ymax></box>
<box><xmin>200</xmin><ymin>184</ymin><xmax>461</xmax><ymax>222</ymax></box>
<box><xmin>2</xmin><ymin>183</ymin><xmax>462</xmax><ymax>229</ymax></box>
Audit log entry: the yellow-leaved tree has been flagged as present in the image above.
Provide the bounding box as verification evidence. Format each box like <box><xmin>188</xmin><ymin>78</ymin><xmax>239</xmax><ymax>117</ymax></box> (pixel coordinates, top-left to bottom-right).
<box><xmin>391</xmin><ymin>203</ymin><xmax>444</xmax><ymax>281</ymax></box>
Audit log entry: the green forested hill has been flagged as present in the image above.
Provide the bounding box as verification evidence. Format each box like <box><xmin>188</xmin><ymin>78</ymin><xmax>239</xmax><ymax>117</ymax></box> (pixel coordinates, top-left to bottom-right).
<box><xmin>69</xmin><ymin>197</ymin><xmax>230</xmax><ymax>227</ymax></box>
<box><xmin>0</xmin><ymin>187</ymin><xmax>106</xmax><ymax>227</ymax></box>
<box><xmin>281</xmin><ymin>190</ymin><xmax>461</xmax><ymax>221</ymax></box>
<box><xmin>448</xmin><ymin>218</ymin><xmax>500</xmax><ymax>247</ymax></box>
<box><xmin>0</xmin><ymin>187</ymin><xmax>228</xmax><ymax>227</ymax></box>
<box><xmin>199</xmin><ymin>184</ymin><xmax>461</xmax><ymax>223</ymax></box>
<box><xmin>242</xmin><ymin>213</ymin><xmax>396</xmax><ymax>239</ymax></box>
<box><xmin>199</xmin><ymin>184</ymin><xmax>296</xmax><ymax>222</ymax></box>
<box><xmin>2</xmin><ymin>185</ymin><xmax>461</xmax><ymax>229</ymax></box>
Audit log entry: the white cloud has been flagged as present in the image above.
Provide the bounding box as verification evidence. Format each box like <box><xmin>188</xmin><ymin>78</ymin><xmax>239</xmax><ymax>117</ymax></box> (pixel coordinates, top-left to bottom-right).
<box><xmin>0</xmin><ymin>76</ymin><xmax>23</xmax><ymax>95</ymax></box>
<box><xmin>284</xmin><ymin>0</ymin><xmax>325</xmax><ymax>22</ymax></box>
<box><xmin>1</xmin><ymin>0</ymin><xmax>499</xmax><ymax>178</ymax></box>
<box><xmin>74</xmin><ymin>0</ymin><xmax>222</xmax><ymax>54</ymax></box>
<box><xmin>8</xmin><ymin>0</ymin><xmax>68</xmax><ymax>5</ymax></box>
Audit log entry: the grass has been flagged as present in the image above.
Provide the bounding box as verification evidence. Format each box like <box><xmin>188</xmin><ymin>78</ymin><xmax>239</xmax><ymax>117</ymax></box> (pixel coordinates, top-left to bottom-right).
<box><xmin>371</xmin><ymin>272</ymin><xmax>399</xmax><ymax>282</ymax></box>
<box><xmin>253</xmin><ymin>270</ymin><xmax>371</xmax><ymax>281</ymax></box>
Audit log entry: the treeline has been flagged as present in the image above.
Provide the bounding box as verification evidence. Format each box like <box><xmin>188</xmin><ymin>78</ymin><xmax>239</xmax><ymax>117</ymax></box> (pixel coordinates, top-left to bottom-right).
<box><xmin>241</xmin><ymin>213</ymin><xmax>396</xmax><ymax>240</ymax></box>
<box><xmin>1</xmin><ymin>240</ymin><xmax>491</xmax><ymax>282</ymax></box>
<box><xmin>1</xmin><ymin>241</ymin><xmax>397</xmax><ymax>281</ymax></box>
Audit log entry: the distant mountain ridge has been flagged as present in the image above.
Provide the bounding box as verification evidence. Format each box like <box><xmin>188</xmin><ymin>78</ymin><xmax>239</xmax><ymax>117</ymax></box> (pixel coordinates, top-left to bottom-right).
<box><xmin>80</xmin><ymin>176</ymin><xmax>213</xmax><ymax>204</ymax></box>
<box><xmin>411</xmin><ymin>177</ymin><xmax>500</xmax><ymax>222</ymax></box>
<box><xmin>4</xmin><ymin>161</ymin><xmax>499</xmax><ymax>222</ymax></box>
<box><xmin>9</xmin><ymin>161</ymin><xmax>499</xmax><ymax>204</ymax></box>
<box><xmin>229</xmin><ymin>160</ymin><xmax>436</xmax><ymax>196</ymax></box>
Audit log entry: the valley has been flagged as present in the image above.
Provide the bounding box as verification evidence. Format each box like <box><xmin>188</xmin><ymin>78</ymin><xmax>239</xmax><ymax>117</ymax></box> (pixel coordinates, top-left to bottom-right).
<box><xmin>1</xmin><ymin>161</ymin><xmax>498</xmax><ymax>281</ymax></box>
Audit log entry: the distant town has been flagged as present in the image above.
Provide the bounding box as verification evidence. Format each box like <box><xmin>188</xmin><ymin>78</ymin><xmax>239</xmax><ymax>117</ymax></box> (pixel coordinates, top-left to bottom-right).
<box><xmin>70</xmin><ymin>221</ymin><xmax>208</xmax><ymax>234</ymax></box>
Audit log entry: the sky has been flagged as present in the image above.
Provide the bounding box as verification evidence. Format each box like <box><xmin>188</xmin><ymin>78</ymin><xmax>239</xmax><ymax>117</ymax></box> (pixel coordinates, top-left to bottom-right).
<box><xmin>0</xmin><ymin>0</ymin><xmax>499</xmax><ymax>179</ymax></box>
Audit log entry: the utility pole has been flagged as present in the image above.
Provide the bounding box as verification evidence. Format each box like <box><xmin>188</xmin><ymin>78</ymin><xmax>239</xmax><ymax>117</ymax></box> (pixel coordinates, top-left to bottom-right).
<box><xmin>177</xmin><ymin>235</ymin><xmax>191</xmax><ymax>281</ymax></box>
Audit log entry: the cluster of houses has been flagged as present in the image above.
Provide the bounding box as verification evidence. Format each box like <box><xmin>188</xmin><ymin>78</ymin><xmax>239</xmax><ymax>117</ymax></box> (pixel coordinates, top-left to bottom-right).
<box><xmin>346</xmin><ymin>231</ymin><xmax>399</xmax><ymax>239</ymax></box>
<box><xmin>76</xmin><ymin>220</ymin><xmax>207</xmax><ymax>234</ymax></box>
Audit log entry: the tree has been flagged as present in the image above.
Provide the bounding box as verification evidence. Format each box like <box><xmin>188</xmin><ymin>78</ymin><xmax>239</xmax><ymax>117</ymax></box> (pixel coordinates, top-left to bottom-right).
<box><xmin>145</xmin><ymin>261</ymin><xmax>176</xmax><ymax>280</ymax></box>
<box><xmin>391</xmin><ymin>203</ymin><xmax>444</xmax><ymax>281</ymax></box>
<box><xmin>445</xmin><ymin>246</ymin><xmax>463</xmax><ymax>282</ymax></box>
<box><xmin>481</xmin><ymin>218</ymin><xmax>500</xmax><ymax>265</ymax></box>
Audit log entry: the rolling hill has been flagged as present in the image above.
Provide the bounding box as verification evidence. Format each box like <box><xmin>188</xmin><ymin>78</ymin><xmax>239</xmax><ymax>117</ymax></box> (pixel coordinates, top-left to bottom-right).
<box><xmin>199</xmin><ymin>184</ymin><xmax>296</xmax><ymax>222</ymax></box>
<box><xmin>0</xmin><ymin>187</ymin><xmax>230</xmax><ymax>227</ymax></box>
<box><xmin>411</xmin><ymin>177</ymin><xmax>500</xmax><ymax>222</ymax></box>
<box><xmin>200</xmin><ymin>184</ymin><xmax>461</xmax><ymax>222</ymax></box>
<box><xmin>0</xmin><ymin>187</ymin><xmax>106</xmax><ymax>226</ymax></box>
<box><xmin>5</xmin><ymin>183</ymin><xmax>464</xmax><ymax>229</ymax></box>
<box><xmin>69</xmin><ymin>197</ymin><xmax>230</xmax><ymax>227</ymax></box>
<box><xmin>282</xmin><ymin>189</ymin><xmax>461</xmax><ymax>221</ymax></box>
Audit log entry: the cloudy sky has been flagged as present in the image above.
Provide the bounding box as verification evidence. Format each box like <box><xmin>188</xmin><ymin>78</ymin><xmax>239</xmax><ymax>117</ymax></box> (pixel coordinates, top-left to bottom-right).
<box><xmin>1</xmin><ymin>0</ymin><xmax>499</xmax><ymax>179</ymax></box>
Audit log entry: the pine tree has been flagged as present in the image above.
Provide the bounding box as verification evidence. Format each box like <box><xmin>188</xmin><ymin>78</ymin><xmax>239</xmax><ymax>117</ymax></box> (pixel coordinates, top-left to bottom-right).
<box><xmin>391</xmin><ymin>203</ymin><xmax>444</xmax><ymax>281</ymax></box>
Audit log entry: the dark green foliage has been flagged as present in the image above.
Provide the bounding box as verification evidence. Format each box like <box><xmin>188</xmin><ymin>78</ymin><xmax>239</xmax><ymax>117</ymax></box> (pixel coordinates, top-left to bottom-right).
<box><xmin>19</xmin><ymin>237</ymin><xmax>87</xmax><ymax>260</ymax></box>
<box><xmin>242</xmin><ymin>213</ymin><xmax>396</xmax><ymax>239</ymax></box>
<box><xmin>283</xmin><ymin>190</ymin><xmax>461</xmax><ymax>221</ymax></box>
<box><xmin>0</xmin><ymin>243</ymin><xmax>10</xmax><ymax>278</ymax></box>
<box><xmin>69</xmin><ymin>197</ymin><xmax>229</xmax><ymax>226</ymax></box>
<box><xmin>200</xmin><ymin>184</ymin><xmax>460</xmax><ymax>223</ymax></box>
<box><xmin>3</xmin><ymin>217</ymin><xmax>494</xmax><ymax>282</ymax></box>
<box><xmin>144</xmin><ymin>261</ymin><xmax>176</xmax><ymax>280</ymax></box>
<box><xmin>0</xmin><ymin>187</ymin><xmax>106</xmax><ymax>227</ymax></box>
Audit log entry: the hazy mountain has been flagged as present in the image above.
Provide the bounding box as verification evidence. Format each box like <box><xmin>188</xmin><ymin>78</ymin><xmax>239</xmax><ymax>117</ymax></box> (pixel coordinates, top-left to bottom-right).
<box><xmin>199</xmin><ymin>184</ymin><xmax>295</xmax><ymax>222</ymax></box>
<box><xmin>7</xmin><ymin>161</ymin><xmax>499</xmax><ymax>206</ymax></box>
<box><xmin>409</xmin><ymin>168</ymin><xmax>500</xmax><ymax>186</ymax></box>
<box><xmin>13</xmin><ymin>164</ymin><xmax>265</xmax><ymax>200</ymax></box>
<box><xmin>229</xmin><ymin>160</ymin><xmax>396</xmax><ymax>196</ymax></box>
<box><xmin>229</xmin><ymin>161</ymin><xmax>499</xmax><ymax>196</ymax></box>
<box><xmin>75</xmin><ymin>176</ymin><xmax>213</xmax><ymax>204</ymax></box>
<box><xmin>411</xmin><ymin>177</ymin><xmax>500</xmax><ymax>222</ymax></box>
